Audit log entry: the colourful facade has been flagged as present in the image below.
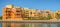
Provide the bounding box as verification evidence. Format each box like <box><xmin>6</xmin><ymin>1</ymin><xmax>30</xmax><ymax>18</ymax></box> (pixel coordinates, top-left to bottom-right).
<box><xmin>3</xmin><ymin>4</ymin><xmax>58</xmax><ymax>20</ymax></box>
<box><xmin>2</xmin><ymin>4</ymin><xmax>59</xmax><ymax>27</ymax></box>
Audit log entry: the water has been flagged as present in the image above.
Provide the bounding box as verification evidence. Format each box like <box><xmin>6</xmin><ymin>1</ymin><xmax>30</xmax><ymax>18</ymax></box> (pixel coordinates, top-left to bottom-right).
<box><xmin>0</xmin><ymin>23</ymin><xmax>60</xmax><ymax>27</ymax></box>
<box><xmin>31</xmin><ymin>23</ymin><xmax>60</xmax><ymax>27</ymax></box>
<box><xmin>0</xmin><ymin>22</ymin><xmax>2</xmax><ymax>27</ymax></box>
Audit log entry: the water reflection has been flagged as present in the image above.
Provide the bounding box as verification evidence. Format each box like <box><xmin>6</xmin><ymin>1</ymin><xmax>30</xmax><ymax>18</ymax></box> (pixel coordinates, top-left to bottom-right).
<box><xmin>2</xmin><ymin>22</ymin><xmax>60</xmax><ymax>27</ymax></box>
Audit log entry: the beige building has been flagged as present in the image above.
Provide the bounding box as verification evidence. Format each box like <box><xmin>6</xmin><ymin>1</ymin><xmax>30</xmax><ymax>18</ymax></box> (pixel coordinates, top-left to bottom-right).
<box><xmin>50</xmin><ymin>12</ymin><xmax>57</xmax><ymax>20</ymax></box>
<box><xmin>42</xmin><ymin>10</ymin><xmax>52</xmax><ymax>17</ymax></box>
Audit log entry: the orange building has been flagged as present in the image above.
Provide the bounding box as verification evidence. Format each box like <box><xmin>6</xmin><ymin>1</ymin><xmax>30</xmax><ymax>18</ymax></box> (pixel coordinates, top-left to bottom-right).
<box><xmin>2</xmin><ymin>4</ymin><xmax>23</xmax><ymax>27</ymax></box>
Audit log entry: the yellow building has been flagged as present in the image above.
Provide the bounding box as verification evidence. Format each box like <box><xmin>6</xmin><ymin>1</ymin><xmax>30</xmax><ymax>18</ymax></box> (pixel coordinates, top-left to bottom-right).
<box><xmin>23</xmin><ymin>9</ymin><xmax>42</xmax><ymax>20</ymax></box>
<box><xmin>54</xmin><ymin>10</ymin><xmax>60</xmax><ymax>20</ymax></box>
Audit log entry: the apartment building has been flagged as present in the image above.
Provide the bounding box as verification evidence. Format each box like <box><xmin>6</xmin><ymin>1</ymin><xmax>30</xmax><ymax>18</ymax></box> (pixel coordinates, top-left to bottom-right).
<box><xmin>56</xmin><ymin>10</ymin><xmax>60</xmax><ymax>14</ymax></box>
<box><xmin>2</xmin><ymin>4</ymin><xmax>23</xmax><ymax>27</ymax></box>
<box><xmin>22</xmin><ymin>8</ymin><xmax>29</xmax><ymax>17</ymax></box>
<box><xmin>14</xmin><ymin>6</ymin><xmax>23</xmax><ymax>20</ymax></box>
<box><xmin>55</xmin><ymin>10</ymin><xmax>60</xmax><ymax>20</ymax></box>
<box><xmin>50</xmin><ymin>12</ymin><xmax>57</xmax><ymax>20</ymax></box>
<box><xmin>2</xmin><ymin>4</ymin><xmax>14</xmax><ymax>20</ymax></box>
<box><xmin>22</xmin><ymin>8</ymin><xmax>42</xmax><ymax>20</ymax></box>
<box><xmin>2</xmin><ymin>5</ymin><xmax>23</xmax><ymax>20</ymax></box>
<box><xmin>35</xmin><ymin>10</ymin><xmax>42</xmax><ymax>17</ymax></box>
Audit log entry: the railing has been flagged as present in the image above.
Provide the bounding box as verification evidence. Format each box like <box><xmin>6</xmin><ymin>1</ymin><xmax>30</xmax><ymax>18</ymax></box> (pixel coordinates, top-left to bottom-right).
<box><xmin>1</xmin><ymin>20</ymin><xmax>60</xmax><ymax>27</ymax></box>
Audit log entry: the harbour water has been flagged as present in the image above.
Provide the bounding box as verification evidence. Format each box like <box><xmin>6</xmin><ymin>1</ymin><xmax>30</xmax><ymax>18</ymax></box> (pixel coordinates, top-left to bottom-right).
<box><xmin>0</xmin><ymin>22</ymin><xmax>2</xmax><ymax>27</ymax></box>
<box><xmin>0</xmin><ymin>20</ymin><xmax>60</xmax><ymax>27</ymax></box>
<box><xmin>1</xmin><ymin>23</ymin><xmax>60</xmax><ymax>27</ymax></box>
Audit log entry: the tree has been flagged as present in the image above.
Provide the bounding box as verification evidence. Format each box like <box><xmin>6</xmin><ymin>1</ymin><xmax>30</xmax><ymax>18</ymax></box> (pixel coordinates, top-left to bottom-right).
<box><xmin>31</xmin><ymin>17</ymin><xmax>39</xmax><ymax>20</ymax></box>
<box><xmin>39</xmin><ymin>16</ymin><xmax>45</xmax><ymax>20</ymax></box>
<box><xmin>46</xmin><ymin>14</ymin><xmax>52</xmax><ymax>20</ymax></box>
<box><xmin>39</xmin><ymin>14</ymin><xmax>52</xmax><ymax>20</ymax></box>
<box><xmin>0</xmin><ymin>16</ymin><xmax>2</xmax><ymax>20</ymax></box>
<box><xmin>56</xmin><ymin>13</ymin><xmax>60</xmax><ymax>19</ymax></box>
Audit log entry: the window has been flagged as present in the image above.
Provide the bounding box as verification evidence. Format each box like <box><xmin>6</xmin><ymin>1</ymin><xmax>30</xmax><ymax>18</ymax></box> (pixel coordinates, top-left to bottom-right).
<box><xmin>6</xmin><ymin>17</ymin><xmax>8</xmax><ymax>19</ymax></box>
<box><xmin>25</xmin><ymin>13</ymin><xmax>29</xmax><ymax>14</ymax></box>
<box><xmin>5</xmin><ymin>10</ymin><xmax>11</xmax><ymax>14</ymax></box>
<box><xmin>16</xmin><ymin>14</ymin><xmax>20</xmax><ymax>16</ymax></box>
<box><xmin>33</xmin><ymin>13</ymin><xmax>35</xmax><ymax>14</ymax></box>
<box><xmin>26</xmin><ymin>11</ymin><xmax>29</xmax><ymax>12</ymax></box>
<box><xmin>38</xmin><ymin>13</ymin><xmax>41</xmax><ymax>14</ymax></box>
<box><xmin>6</xmin><ymin>14</ymin><xmax>11</xmax><ymax>19</ymax></box>
<box><xmin>30</xmin><ymin>12</ymin><xmax>32</xmax><ymax>14</ymax></box>
<box><xmin>6</xmin><ymin>11</ymin><xmax>10</xmax><ymax>12</ymax></box>
<box><xmin>15</xmin><ymin>14</ymin><xmax>21</xmax><ymax>18</ymax></box>
<box><xmin>6</xmin><ymin>16</ymin><xmax>11</xmax><ymax>19</ymax></box>
<box><xmin>6</xmin><ymin>14</ymin><xmax>11</xmax><ymax>16</ymax></box>
<box><xmin>25</xmin><ymin>15</ymin><xmax>29</xmax><ymax>16</ymax></box>
<box><xmin>16</xmin><ymin>10</ymin><xmax>20</xmax><ymax>12</ymax></box>
<box><xmin>46</xmin><ymin>11</ymin><xmax>49</xmax><ymax>13</ymax></box>
<box><xmin>56</xmin><ymin>13</ymin><xmax>58</xmax><ymax>15</ymax></box>
<box><xmin>34</xmin><ymin>15</ymin><xmax>37</xmax><ymax>16</ymax></box>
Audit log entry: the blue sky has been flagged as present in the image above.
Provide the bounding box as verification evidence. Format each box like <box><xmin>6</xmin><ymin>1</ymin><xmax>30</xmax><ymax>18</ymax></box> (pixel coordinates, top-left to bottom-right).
<box><xmin>0</xmin><ymin>0</ymin><xmax>60</xmax><ymax>16</ymax></box>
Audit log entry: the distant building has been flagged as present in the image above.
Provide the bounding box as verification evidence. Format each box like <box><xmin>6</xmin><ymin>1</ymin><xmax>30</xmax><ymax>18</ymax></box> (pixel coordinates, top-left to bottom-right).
<box><xmin>43</xmin><ymin>10</ymin><xmax>52</xmax><ymax>17</ymax></box>
<box><xmin>35</xmin><ymin>10</ymin><xmax>42</xmax><ymax>17</ymax></box>
<box><xmin>23</xmin><ymin>9</ymin><xmax>42</xmax><ymax>20</ymax></box>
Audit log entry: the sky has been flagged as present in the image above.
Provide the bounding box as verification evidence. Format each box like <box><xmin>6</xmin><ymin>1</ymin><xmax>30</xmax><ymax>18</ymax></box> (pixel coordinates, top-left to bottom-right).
<box><xmin>0</xmin><ymin>0</ymin><xmax>60</xmax><ymax>16</ymax></box>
